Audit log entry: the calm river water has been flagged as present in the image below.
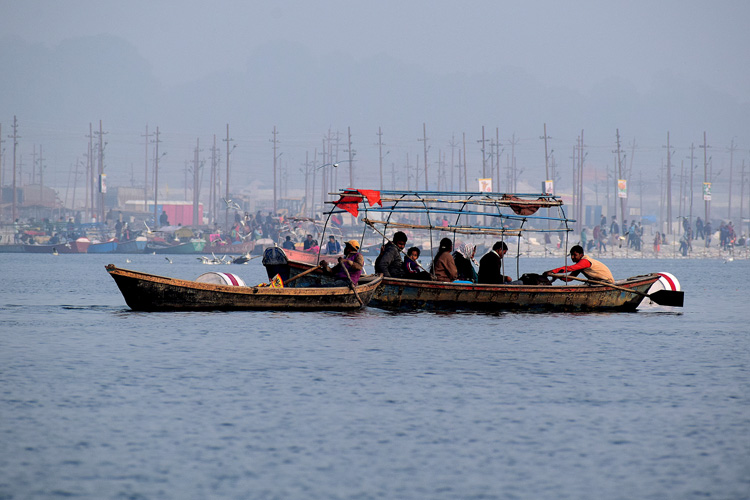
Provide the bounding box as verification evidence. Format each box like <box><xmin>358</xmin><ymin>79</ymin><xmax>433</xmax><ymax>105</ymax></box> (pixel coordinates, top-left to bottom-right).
<box><xmin>1</xmin><ymin>253</ymin><xmax>748</xmax><ymax>500</ymax></box>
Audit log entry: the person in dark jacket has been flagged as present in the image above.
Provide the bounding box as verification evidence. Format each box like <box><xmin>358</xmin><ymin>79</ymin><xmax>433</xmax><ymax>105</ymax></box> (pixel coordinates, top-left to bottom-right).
<box><xmin>374</xmin><ymin>231</ymin><xmax>408</xmax><ymax>278</ymax></box>
<box><xmin>478</xmin><ymin>241</ymin><xmax>512</xmax><ymax>284</ymax></box>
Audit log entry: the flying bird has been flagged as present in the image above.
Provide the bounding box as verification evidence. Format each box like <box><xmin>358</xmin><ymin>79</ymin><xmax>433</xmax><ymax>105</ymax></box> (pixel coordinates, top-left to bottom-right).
<box><xmin>165</xmin><ymin>257</ymin><xmax>173</xmax><ymax>264</ymax></box>
<box><xmin>222</xmin><ymin>198</ymin><xmax>241</xmax><ymax>211</ymax></box>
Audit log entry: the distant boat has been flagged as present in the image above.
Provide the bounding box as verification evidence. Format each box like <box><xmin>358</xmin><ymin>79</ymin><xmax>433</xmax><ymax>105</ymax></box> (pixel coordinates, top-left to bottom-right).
<box><xmin>202</xmin><ymin>240</ymin><xmax>254</xmax><ymax>255</ymax></box>
<box><xmin>105</xmin><ymin>264</ymin><xmax>382</xmax><ymax>312</ymax></box>
<box><xmin>24</xmin><ymin>237</ymin><xmax>91</xmax><ymax>254</ymax></box>
<box><xmin>114</xmin><ymin>236</ymin><xmax>147</xmax><ymax>254</ymax></box>
<box><xmin>0</xmin><ymin>244</ymin><xmax>26</xmax><ymax>253</ymax></box>
<box><xmin>87</xmin><ymin>239</ymin><xmax>118</xmax><ymax>254</ymax></box>
<box><xmin>147</xmin><ymin>239</ymin><xmax>206</xmax><ymax>254</ymax></box>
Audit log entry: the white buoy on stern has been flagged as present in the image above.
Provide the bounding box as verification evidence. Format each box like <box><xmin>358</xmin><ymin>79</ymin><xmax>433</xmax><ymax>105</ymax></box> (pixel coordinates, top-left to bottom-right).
<box><xmin>643</xmin><ymin>272</ymin><xmax>682</xmax><ymax>307</ymax></box>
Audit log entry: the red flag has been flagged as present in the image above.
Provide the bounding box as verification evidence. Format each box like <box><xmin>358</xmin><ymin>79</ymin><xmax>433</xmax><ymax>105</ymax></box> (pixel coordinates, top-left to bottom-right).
<box><xmin>358</xmin><ymin>189</ymin><xmax>382</xmax><ymax>207</ymax></box>
<box><xmin>335</xmin><ymin>195</ymin><xmax>362</xmax><ymax>217</ymax></box>
<box><xmin>334</xmin><ymin>189</ymin><xmax>382</xmax><ymax>217</ymax></box>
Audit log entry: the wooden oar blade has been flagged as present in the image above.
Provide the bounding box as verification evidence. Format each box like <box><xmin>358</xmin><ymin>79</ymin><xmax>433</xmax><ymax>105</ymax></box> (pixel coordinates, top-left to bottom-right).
<box><xmin>648</xmin><ymin>289</ymin><xmax>684</xmax><ymax>307</ymax></box>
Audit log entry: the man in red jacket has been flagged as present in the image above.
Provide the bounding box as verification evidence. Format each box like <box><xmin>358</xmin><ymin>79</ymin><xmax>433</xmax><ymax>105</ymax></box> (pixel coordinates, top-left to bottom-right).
<box><xmin>543</xmin><ymin>245</ymin><xmax>614</xmax><ymax>283</ymax></box>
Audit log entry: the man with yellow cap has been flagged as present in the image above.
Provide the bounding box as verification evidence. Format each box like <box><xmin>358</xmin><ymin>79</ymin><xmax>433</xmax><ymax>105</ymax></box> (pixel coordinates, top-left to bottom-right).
<box><xmin>326</xmin><ymin>239</ymin><xmax>365</xmax><ymax>285</ymax></box>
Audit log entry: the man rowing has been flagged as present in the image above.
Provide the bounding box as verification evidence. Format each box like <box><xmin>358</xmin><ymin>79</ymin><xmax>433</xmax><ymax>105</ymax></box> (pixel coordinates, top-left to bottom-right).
<box><xmin>542</xmin><ymin>244</ymin><xmax>614</xmax><ymax>284</ymax></box>
<box><xmin>323</xmin><ymin>240</ymin><xmax>365</xmax><ymax>285</ymax></box>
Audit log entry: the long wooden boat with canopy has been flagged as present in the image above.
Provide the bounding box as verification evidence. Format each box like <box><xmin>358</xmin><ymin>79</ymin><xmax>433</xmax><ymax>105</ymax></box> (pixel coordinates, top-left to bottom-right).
<box><xmin>263</xmin><ymin>189</ymin><xmax>683</xmax><ymax>312</ymax></box>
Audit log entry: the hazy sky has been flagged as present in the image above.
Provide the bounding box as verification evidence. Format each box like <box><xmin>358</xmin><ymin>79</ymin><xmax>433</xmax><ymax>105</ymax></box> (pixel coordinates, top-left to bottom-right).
<box><xmin>2</xmin><ymin>0</ymin><xmax>749</xmax><ymax>213</ymax></box>
<box><xmin>3</xmin><ymin>0</ymin><xmax>749</xmax><ymax>103</ymax></box>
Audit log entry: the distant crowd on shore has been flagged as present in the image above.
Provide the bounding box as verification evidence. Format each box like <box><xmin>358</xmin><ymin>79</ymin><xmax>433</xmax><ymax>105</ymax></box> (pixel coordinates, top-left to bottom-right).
<box><xmin>574</xmin><ymin>214</ymin><xmax>746</xmax><ymax>258</ymax></box>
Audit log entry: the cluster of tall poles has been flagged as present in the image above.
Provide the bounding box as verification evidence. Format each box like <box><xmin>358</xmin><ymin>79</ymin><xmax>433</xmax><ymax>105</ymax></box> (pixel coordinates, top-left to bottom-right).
<box><xmin>1</xmin><ymin>118</ymin><xmax>748</xmax><ymax>236</ymax></box>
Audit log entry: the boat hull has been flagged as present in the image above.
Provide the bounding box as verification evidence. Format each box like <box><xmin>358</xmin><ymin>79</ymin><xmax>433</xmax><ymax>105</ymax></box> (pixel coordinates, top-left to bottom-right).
<box><xmin>106</xmin><ymin>264</ymin><xmax>381</xmax><ymax>312</ymax></box>
<box><xmin>24</xmin><ymin>238</ymin><xmax>91</xmax><ymax>253</ymax></box>
<box><xmin>87</xmin><ymin>241</ymin><xmax>118</xmax><ymax>253</ymax></box>
<box><xmin>202</xmin><ymin>241</ymin><xmax>255</xmax><ymax>255</ymax></box>
<box><xmin>148</xmin><ymin>240</ymin><xmax>206</xmax><ymax>254</ymax></box>
<box><xmin>281</xmin><ymin>259</ymin><xmax>660</xmax><ymax>312</ymax></box>
<box><xmin>114</xmin><ymin>238</ymin><xmax>147</xmax><ymax>254</ymax></box>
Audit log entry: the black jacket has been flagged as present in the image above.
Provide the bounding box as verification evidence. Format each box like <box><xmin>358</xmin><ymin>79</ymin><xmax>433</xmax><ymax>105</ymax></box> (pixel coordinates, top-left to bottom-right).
<box><xmin>374</xmin><ymin>242</ymin><xmax>405</xmax><ymax>278</ymax></box>
<box><xmin>477</xmin><ymin>251</ymin><xmax>506</xmax><ymax>284</ymax></box>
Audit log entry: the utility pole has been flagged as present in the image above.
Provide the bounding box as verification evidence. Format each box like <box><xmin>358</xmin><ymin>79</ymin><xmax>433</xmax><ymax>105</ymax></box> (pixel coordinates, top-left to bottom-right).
<box><xmin>303</xmin><ymin>151</ymin><xmax>310</xmax><ymax>216</ymax></box>
<box><xmin>347</xmin><ymin>126</ymin><xmax>354</xmax><ymax>188</ymax></box>
<box><xmin>38</xmin><ymin>145</ymin><xmax>45</xmax><ymax>209</ymax></box>
<box><xmin>271</xmin><ymin>126</ymin><xmax>279</xmax><ymax>214</ymax></box>
<box><xmin>740</xmin><ymin>160</ymin><xmax>746</xmax><ymax>234</ymax></box>
<box><xmin>541</xmin><ymin>123</ymin><xmax>550</xmax><ymax>185</ymax></box>
<box><xmin>0</xmin><ymin>123</ymin><xmax>4</xmax><ymax>221</ymax></box>
<box><xmin>320</xmin><ymin>139</ymin><xmax>327</xmax><ymax>209</ymax></box>
<box><xmin>687</xmin><ymin>143</ymin><xmax>696</xmax><ymax>224</ymax></box>
<box><xmin>86</xmin><ymin>123</ymin><xmax>92</xmax><ymax>222</ymax></box>
<box><xmin>727</xmin><ymin>138</ymin><xmax>736</xmax><ymax>223</ymax></box>
<box><xmin>449</xmin><ymin>134</ymin><xmax>458</xmax><ymax>191</ymax></box>
<box><xmin>311</xmin><ymin>147</ymin><xmax>317</xmax><ymax>217</ymax></box>
<box><xmin>496</xmin><ymin>127</ymin><xmax>501</xmax><ymax>192</ymax></box>
<box><xmin>405</xmin><ymin>153</ymin><xmax>411</xmax><ymax>191</ymax></box>
<box><xmin>420</xmin><ymin>123</ymin><xmax>429</xmax><ymax>190</ymax></box>
<box><xmin>192</xmin><ymin>138</ymin><xmax>201</xmax><ymax>226</ymax></box>
<box><xmin>223</xmin><ymin>124</ymin><xmax>234</xmax><ymax>229</ymax></box>
<box><xmin>508</xmin><ymin>133</ymin><xmax>519</xmax><ymax>192</ymax></box>
<box><xmin>142</xmin><ymin>125</ymin><xmax>151</xmax><ymax>212</ymax></box>
<box><xmin>10</xmin><ymin>116</ymin><xmax>20</xmax><ymax>222</ymax></box>
<box><xmin>614</xmin><ymin>129</ymin><xmax>626</xmax><ymax>229</ymax></box>
<box><xmin>153</xmin><ymin>126</ymin><xmax>162</xmax><ymax>228</ymax></box>
<box><xmin>377</xmin><ymin>127</ymin><xmax>384</xmax><ymax>190</ymax></box>
<box><xmin>479</xmin><ymin>125</ymin><xmax>487</xmax><ymax>180</ymax></box>
<box><xmin>663</xmin><ymin>131</ymin><xmax>672</xmax><ymax>234</ymax></box>
<box><xmin>578</xmin><ymin>130</ymin><xmax>586</xmax><ymax>231</ymax></box>
<box><xmin>700</xmin><ymin>132</ymin><xmax>710</xmax><ymax>222</ymax></box>
<box><xmin>97</xmin><ymin>120</ymin><xmax>106</xmax><ymax>225</ymax></box>
<box><xmin>31</xmin><ymin>145</ymin><xmax>37</xmax><ymax>187</ymax></box>
<box><xmin>462</xmin><ymin>132</ymin><xmax>467</xmax><ymax>191</ymax></box>
<box><xmin>571</xmin><ymin>141</ymin><xmax>578</xmax><ymax>229</ymax></box>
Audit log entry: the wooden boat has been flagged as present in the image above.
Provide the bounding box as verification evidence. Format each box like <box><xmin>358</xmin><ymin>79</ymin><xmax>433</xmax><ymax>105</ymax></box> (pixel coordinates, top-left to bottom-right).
<box><xmin>147</xmin><ymin>239</ymin><xmax>206</xmax><ymax>254</ymax></box>
<box><xmin>87</xmin><ymin>239</ymin><xmax>118</xmax><ymax>253</ymax></box>
<box><xmin>105</xmin><ymin>264</ymin><xmax>382</xmax><ymax>312</ymax></box>
<box><xmin>273</xmin><ymin>256</ymin><xmax>674</xmax><ymax>312</ymax></box>
<box><xmin>264</xmin><ymin>189</ymin><xmax>684</xmax><ymax>312</ymax></box>
<box><xmin>114</xmin><ymin>237</ymin><xmax>147</xmax><ymax>254</ymax></box>
<box><xmin>202</xmin><ymin>240</ymin><xmax>255</xmax><ymax>255</ymax></box>
<box><xmin>24</xmin><ymin>237</ymin><xmax>91</xmax><ymax>253</ymax></box>
<box><xmin>280</xmin><ymin>246</ymin><xmax>342</xmax><ymax>265</ymax></box>
<box><xmin>0</xmin><ymin>244</ymin><xmax>26</xmax><ymax>253</ymax></box>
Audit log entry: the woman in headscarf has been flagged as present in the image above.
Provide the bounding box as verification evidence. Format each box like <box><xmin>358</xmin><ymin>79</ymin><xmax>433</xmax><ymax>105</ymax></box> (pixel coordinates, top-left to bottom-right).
<box><xmin>453</xmin><ymin>242</ymin><xmax>478</xmax><ymax>282</ymax></box>
<box><xmin>431</xmin><ymin>237</ymin><xmax>458</xmax><ymax>282</ymax></box>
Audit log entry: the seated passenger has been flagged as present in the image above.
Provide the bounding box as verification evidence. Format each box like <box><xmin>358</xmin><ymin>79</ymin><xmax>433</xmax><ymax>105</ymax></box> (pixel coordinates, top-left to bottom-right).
<box><xmin>402</xmin><ymin>246</ymin><xmax>433</xmax><ymax>281</ymax></box>
<box><xmin>453</xmin><ymin>243</ymin><xmax>478</xmax><ymax>283</ymax></box>
<box><xmin>326</xmin><ymin>240</ymin><xmax>364</xmax><ymax>285</ymax></box>
<box><xmin>478</xmin><ymin>241</ymin><xmax>513</xmax><ymax>284</ymax></box>
<box><xmin>431</xmin><ymin>238</ymin><xmax>458</xmax><ymax>282</ymax></box>
<box><xmin>375</xmin><ymin>231</ymin><xmax>408</xmax><ymax>278</ymax></box>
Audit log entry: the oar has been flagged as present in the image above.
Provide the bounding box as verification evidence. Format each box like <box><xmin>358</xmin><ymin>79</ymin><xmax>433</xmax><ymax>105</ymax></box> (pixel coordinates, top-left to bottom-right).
<box><xmin>283</xmin><ymin>263</ymin><xmax>323</xmax><ymax>286</ymax></box>
<box><xmin>340</xmin><ymin>260</ymin><xmax>364</xmax><ymax>306</ymax></box>
<box><xmin>550</xmin><ymin>273</ymin><xmax>684</xmax><ymax>307</ymax></box>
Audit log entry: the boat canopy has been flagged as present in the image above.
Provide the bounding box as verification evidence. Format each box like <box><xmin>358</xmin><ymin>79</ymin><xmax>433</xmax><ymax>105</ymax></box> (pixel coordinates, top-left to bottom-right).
<box><xmin>325</xmin><ymin>189</ymin><xmax>574</xmax><ymax>238</ymax></box>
